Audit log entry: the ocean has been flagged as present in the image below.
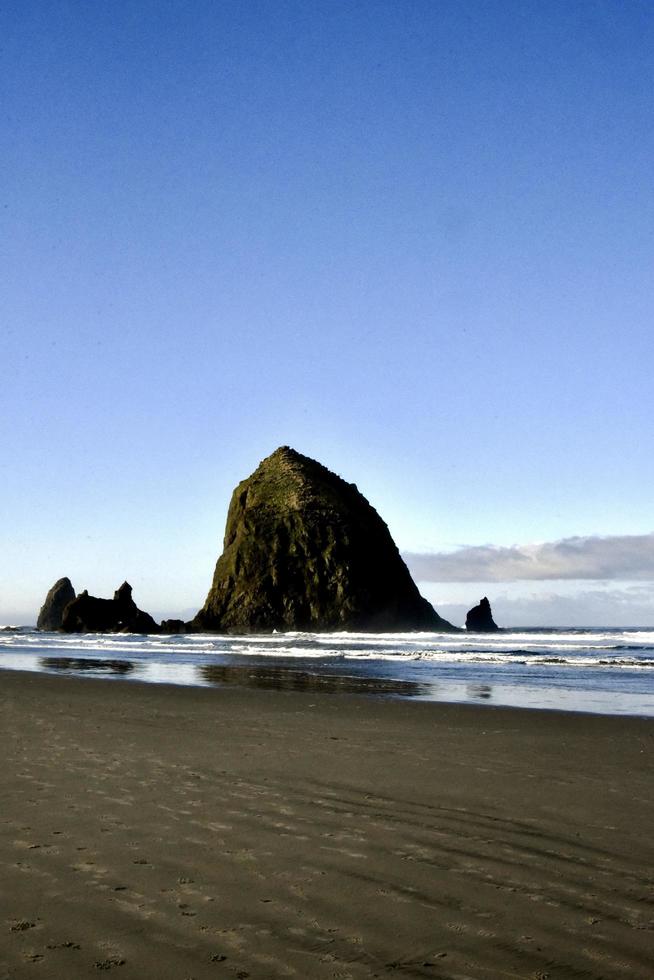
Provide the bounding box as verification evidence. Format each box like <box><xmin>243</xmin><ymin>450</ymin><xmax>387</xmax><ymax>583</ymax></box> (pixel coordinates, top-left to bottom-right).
<box><xmin>2</xmin><ymin>626</ymin><xmax>654</xmax><ymax>717</ymax></box>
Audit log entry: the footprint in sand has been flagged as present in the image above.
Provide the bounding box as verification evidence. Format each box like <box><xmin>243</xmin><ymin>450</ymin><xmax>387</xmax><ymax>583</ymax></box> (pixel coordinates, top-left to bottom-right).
<box><xmin>10</xmin><ymin>920</ymin><xmax>36</xmax><ymax>932</ymax></box>
<box><xmin>94</xmin><ymin>957</ymin><xmax>126</xmax><ymax>970</ymax></box>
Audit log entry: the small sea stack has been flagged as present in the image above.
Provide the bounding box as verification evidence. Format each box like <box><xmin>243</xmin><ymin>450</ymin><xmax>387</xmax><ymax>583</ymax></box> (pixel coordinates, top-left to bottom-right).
<box><xmin>194</xmin><ymin>446</ymin><xmax>456</xmax><ymax>633</ymax></box>
<box><xmin>160</xmin><ymin>619</ymin><xmax>188</xmax><ymax>634</ymax></box>
<box><xmin>61</xmin><ymin>582</ymin><xmax>160</xmax><ymax>634</ymax></box>
<box><xmin>37</xmin><ymin>577</ymin><xmax>76</xmax><ymax>630</ymax></box>
<box><xmin>465</xmin><ymin>596</ymin><xmax>499</xmax><ymax>632</ymax></box>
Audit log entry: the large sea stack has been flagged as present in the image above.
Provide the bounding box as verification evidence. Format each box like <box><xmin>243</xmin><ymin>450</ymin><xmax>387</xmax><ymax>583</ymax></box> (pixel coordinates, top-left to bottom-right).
<box><xmin>37</xmin><ymin>577</ymin><xmax>76</xmax><ymax>630</ymax></box>
<box><xmin>194</xmin><ymin>446</ymin><xmax>456</xmax><ymax>633</ymax></box>
<box><xmin>465</xmin><ymin>596</ymin><xmax>499</xmax><ymax>632</ymax></box>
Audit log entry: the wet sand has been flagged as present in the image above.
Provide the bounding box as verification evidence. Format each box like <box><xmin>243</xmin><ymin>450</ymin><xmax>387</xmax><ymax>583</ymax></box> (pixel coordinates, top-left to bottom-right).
<box><xmin>1</xmin><ymin>670</ymin><xmax>653</xmax><ymax>979</ymax></box>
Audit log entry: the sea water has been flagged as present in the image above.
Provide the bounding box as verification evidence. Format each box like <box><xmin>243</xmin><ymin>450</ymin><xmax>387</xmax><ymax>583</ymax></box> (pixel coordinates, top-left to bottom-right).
<box><xmin>2</xmin><ymin>626</ymin><xmax>654</xmax><ymax>716</ymax></box>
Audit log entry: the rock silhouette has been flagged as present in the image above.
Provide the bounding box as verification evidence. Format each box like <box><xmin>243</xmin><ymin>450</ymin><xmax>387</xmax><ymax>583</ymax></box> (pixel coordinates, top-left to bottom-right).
<box><xmin>37</xmin><ymin>577</ymin><xmax>76</xmax><ymax>630</ymax></box>
<box><xmin>160</xmin><ymin>619</ymin><xmax>188</xmax><ymax>634</ymax></box>
<box><xmin>194</xmin><ymin>446</ymin><xmax>456</xmax><ymax>633</ymax></box>
<box><xmin>466</xmin><ymin>596</ymin><xmax>499</xmax><ymax>632</ymax></box>
<box><xmin>61</xmin><ymin>582</ymin><xmax>160</xmax><ymax>634</ymax></box>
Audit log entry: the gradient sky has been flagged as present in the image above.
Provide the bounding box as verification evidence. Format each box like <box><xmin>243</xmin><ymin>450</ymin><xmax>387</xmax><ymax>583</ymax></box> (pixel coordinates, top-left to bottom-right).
<box><xmin>2</xmin><ymin>0</ymin><xmax>653</xmax><ymax>625</ymax></box>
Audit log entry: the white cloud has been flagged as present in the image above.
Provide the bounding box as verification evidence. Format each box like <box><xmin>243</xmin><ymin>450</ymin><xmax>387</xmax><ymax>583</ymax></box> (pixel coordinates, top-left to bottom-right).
<box><xmin>405</xmin><ymin>533</ymin><xmax>654</xmax><ymax>582</ymax></box>
<box><xmin>434</xmin><ymin>584</ymin><xmax>654</xmax><ymax>628</ymax></box>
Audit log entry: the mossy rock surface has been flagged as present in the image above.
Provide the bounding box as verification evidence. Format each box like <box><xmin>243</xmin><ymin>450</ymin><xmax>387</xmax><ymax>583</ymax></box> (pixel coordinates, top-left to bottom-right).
<box><xmin>194</xmin><ymin>447</ymin><xmax>456</xmax><ymax>633</ymax></box>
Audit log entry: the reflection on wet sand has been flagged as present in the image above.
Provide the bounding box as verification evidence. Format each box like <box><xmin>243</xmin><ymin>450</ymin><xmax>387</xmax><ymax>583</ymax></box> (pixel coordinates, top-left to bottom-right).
<box><xmin>467</xmin><ymin>683</ymin><xmax>493</xmax><ymax>700</ymax></box>
<box><xmin>199</xmin><ymin>663</ymin><xmax>430</xmax><ymax>697</ymax></box>
<box><xmin>34</xmin><ymin>657</ymin><xmax>428</xmax><ymax>698</ymax></box>
<box><xmin>39</xmin><ymin>657</ymin><xmax>135</xmax><ymax>676</ymax></box>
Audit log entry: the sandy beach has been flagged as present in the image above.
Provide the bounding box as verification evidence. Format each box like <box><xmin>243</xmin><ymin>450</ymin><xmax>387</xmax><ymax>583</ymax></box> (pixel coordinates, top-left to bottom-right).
<box><xmin>1</xmin><ymin>670</ymin><xmax>653</xmax><ymax>979</ymax></box>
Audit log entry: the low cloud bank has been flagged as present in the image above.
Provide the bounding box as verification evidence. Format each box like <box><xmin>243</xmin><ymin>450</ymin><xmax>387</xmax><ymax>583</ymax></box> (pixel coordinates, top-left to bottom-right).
<box><xmin>436</xmin><ymin>585</ymin><xmax>654</xmax><ymax>628</ymax></box>
<box><xmin>405</xmin><ymin>533</ymin><xmax>654</xmax><ymax>583</ymax></box>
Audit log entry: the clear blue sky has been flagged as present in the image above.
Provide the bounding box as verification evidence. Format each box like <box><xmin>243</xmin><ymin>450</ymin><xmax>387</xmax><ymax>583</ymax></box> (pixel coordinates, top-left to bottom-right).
<box><xmin>2</xmin><ymin>1</ymin><xmax>653</xmax><ymax>624</ymax></box>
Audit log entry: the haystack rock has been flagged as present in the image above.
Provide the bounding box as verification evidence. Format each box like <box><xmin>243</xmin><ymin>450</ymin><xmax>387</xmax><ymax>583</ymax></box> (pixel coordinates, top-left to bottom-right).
<box><xmin>61</xmin><ymin>582</ymin><xmax>160</xmax><ymax>634</ymax></box>
<box><xmin>465</xmin><ymin>597</ymin><xmax>499</xmax><ymax>632</ymax></box>
<box><xmin>193</xmin><ymin>446</ymin><xmax>456</xmax><ymax>633</ymax></box>
<box><xmin>37</xmin><ymin>577</ymin><xmax>76</xmax><ymax>630</ymax></box>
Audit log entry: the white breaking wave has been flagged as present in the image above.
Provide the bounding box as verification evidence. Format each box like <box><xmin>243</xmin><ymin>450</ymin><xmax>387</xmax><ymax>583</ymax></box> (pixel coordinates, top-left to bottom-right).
<box><xmin>1</xmin><ymin>628</ymin><xmax>654</xmax><ymax>669</ymax></box>
<box><xmin>2</xmin><ymin>627</ymin><xmax>654</xmax><ymax>716</ymax></box>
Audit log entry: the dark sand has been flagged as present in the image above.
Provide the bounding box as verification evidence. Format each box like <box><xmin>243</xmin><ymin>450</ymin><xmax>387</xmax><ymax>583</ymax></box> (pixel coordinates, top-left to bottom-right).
<box><xmin>1</xmin><ymin>671</ymin><xmax>653</xmax><ymax>979</ymax></box>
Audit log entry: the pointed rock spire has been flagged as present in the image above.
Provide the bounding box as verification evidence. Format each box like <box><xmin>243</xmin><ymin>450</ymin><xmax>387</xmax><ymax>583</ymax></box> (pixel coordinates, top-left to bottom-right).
<box><xmin>194</xmin><ymin>447</ymin><xmax>456</xmax><ymax>633</ymax></box>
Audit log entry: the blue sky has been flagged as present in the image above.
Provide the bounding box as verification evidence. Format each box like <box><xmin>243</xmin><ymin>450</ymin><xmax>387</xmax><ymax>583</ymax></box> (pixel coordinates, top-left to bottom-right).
<box><xmin>2</xmin><ymin>0</ymin><xmax>653</xmax><ymax>625</ymax></box>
